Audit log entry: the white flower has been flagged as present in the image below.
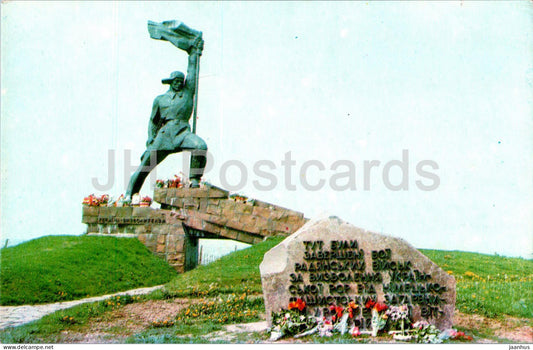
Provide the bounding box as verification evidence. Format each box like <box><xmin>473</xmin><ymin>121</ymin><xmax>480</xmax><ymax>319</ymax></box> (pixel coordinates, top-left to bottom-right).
<box><xmin>393</xmin><ymin>334</ymin><xmax>412</xmax><ymax>341</ymax></box>
<box><xmin>131</xmin><ymin>194</ymin><xmax>140</xmax><ymax>205</ymax></box>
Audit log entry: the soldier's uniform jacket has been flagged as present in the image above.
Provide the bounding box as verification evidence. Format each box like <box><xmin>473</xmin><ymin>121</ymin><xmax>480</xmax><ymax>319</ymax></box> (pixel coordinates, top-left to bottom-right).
<box><xmin>147</xmin><ymin>88</ymin><xmax>195</xmax><ymax>151</ymax></box>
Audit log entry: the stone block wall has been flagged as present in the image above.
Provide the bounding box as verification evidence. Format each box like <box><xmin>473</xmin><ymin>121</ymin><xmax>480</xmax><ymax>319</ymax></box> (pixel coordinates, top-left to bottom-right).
<box><xmin>82</xmin><ymin>205</ymin><xmax>188</xmax><ymax>272</ymax></box>
<box><xmin>82</xmin><ymin>185</ymin><xmax>307</xmax><ymax>272</ymax></box>
<box><xmin>154</xmin><ymin>186</ymin><xmax>307</xmax><ymax>245</ymax></box>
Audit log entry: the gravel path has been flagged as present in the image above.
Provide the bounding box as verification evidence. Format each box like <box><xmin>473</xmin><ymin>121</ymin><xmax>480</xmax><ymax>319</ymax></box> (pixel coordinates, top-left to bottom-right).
<box><xmin>0</xmin><ymin>285</ymin><xmax>164</xmax><ymax>330</ymax></box>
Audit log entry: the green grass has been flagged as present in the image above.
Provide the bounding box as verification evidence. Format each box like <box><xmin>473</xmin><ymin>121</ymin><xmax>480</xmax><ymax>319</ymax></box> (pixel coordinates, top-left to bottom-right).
<box><xmin>0</xmin><ymin>237</ymin><xmax>284</xmax><ymax>344</ymax></box>
<box><xmin>159</xmin><ymin>236</ymin><xmax>285</xmax><ymax>299</ymax></box>
<box><xmin>421</xmin><ymin>249</ymin><xmax>533</xmax><ymax>319</ymax></box>
<box><xmin>0</xmin><ymin>235</ymin><xmax>177</xmax><ymax>305</ymax></box>
<box><xmin>157</xmin><ymin>241</ymin><xmax>532</xmax><ymax>320</ymax></box>
<box><xmin>126</xmin><ymin>293</ymin><xmax>265</xmax><ymax>343</ymax></box>
<box><xmin>0</xmin><ymin>237</ymin><xmax>531</xmax><ymax>344</ymax></box>
<box><xmin>133</xmin><ymin>240</ymin><xmax>533</xmax><ymax>343</ymax></box>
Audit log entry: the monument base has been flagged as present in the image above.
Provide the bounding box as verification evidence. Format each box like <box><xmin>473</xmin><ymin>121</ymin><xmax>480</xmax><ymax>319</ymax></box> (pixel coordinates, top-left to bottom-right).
<box><xmin>82</xmin><ymin>185</ymin><xmax>307</xmax><ymax>272</ymax></box>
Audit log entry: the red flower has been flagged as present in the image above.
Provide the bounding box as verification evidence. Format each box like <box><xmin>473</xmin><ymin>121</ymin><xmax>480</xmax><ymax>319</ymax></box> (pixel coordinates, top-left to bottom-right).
<box><xmin>331</xmin><ymin>306</ymin><xmax>343</xmax><ymax>318</ymax></box>
<box><xmin>288</xmin><ymin>298</ymin><xmax>306</xmax><ymax>311</ymax></box>
<box><xmin>348</xmin><ymin>301</ymin><xmax>358</xmax><ymax>318</ymax></box>
<box><xmin>374</xmin><ymin>302</ymin><xmax>388</xmax><ymax>312</ymax></box>
<box><xmin>365</xmin><ymin>299</ymin><xmax>376</xmax><ymax>309</ymax></box>
<box><xmin>83</xmin><ymin>194</ymin><xmax>101</xmax><ymax>206</ymax></box>
<box><xmin>452</xmin><ymin>331</ymin><xmax>473</xmax><ymax>341</ymax></box>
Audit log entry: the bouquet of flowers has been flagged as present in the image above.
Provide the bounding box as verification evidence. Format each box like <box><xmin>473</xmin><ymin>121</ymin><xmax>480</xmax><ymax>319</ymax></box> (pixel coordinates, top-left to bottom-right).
<box><xmin>230</xmin><ymin>193</ymin><xmax>248</xmax><ymax>202</ymax></box>
<box><xmin>327</xmin><ymin>301</ymin><xmax>360</xmax><ymax>336</ymax></box>
<box><xmin>140</xmin><ymin>196</ymin><xmax>152</xmax><ymax>207</ymax></box>
<box><xmin>268</xmin><ymin>298</ymin><xmax>471</xmax><ymax>343</ymax></box>
<box><xmin>411</xmin><ymin>320</ymin><xmax>442</xmax><ymax>344</ymax></box>
<box><xmin>269</xmin><ymin>299</ymin><xmax>317</xmax><ymax>341</ymax></box>
<box><xmin>98</xmin><ymin>194</ymin><xmax>109</xmax><ymax>206</ymax></box>
<box><xmin>386</xmin><ymin>305</ymin><xmax>411</xmax><ymax>340</ymax></box>
<box><xmin>449</xmin><ymin>330</ymin><xmax>473</xmax><ymax>341</ymax></box>
<box><xmin>365</xmin><ymin>299</ymin><xmax>388</xmax><ymax>336</ymax></box>
<box><xmin>113</xmin><ymin>194</ymin><xmax>125</xmax><ymax>207</ymax></box>
<box><xmin>167</xmin><ymin>175</ymin><xmax>182</xmax><ymax>188</ymax></box>
<box><xmin>270</xmin><ymin>300</ymin><xmax>365</xmax><ymax>341</ymax></box>
<box><xmin>83</xmin><ymin>194</ymin><xmax>109</xmax><ymax>207</ymax></box>
<box><xmin>83</xmin><ymin>194</ymin><xmax>99</xmax><ymax>206</ymax></box>
<box><xmin>438</xmin><ymin>328</ymin><xmax>473</xmax><ymax>342</ymax></box>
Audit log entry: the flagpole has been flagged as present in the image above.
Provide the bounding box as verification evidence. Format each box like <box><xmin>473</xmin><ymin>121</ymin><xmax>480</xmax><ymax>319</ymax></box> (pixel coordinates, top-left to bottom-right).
<box><xmin>192</xmin><ymin>55</ymin><xmax>200</xmax><ymax>134</ymax></box>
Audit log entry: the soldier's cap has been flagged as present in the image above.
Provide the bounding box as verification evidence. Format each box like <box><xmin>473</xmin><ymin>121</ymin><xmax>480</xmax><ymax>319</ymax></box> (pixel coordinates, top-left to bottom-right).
<box><xmin>162</xmin><ymin>71</ymin><xmax>185</xmax><ymax>84</ymax></box>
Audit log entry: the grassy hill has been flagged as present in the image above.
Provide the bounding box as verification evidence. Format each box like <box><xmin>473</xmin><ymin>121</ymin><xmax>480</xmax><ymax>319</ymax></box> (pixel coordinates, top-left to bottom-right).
<box><xmin>2</xmin><ymin>235</ymin><xmax>530</xmax><ymax>318</ymax></box>
<box><xmin>157</xmin><ymin>238</ymin><xmax>532</xmax><ymax>319</ymax></box>
<box><xmin>0</xmin><ymin>236</ymin><xmax>531</xmax><ymax>344</ymax></box>
<box><xmin>420</xmin><ymin>249</ymin><xmax>532</xmax><ymax>318</ymax></box>
<box><xmin>0</xmin><ymin>235</ymin><xmax>177</xmax><ymax>305</ymax></box>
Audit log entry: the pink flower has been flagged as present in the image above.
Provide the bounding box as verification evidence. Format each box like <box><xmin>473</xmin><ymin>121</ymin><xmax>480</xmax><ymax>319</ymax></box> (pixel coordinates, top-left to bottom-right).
<box><xmin>350</xmin><ymin>326</ymin><xmax>361</xmax><ymax>337</ymax></box>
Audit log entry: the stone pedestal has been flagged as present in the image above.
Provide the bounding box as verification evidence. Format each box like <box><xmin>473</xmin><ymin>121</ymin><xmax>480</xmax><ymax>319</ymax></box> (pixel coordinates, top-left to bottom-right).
<box><xmin>83</xmin><ymin>205</ymin><xmax>188</xmax><ymax>272</ymax></box>
<box><xmin>82</xmin><ymin>185</ymin><xmax>307</xmax><ymax>272</ymax></box>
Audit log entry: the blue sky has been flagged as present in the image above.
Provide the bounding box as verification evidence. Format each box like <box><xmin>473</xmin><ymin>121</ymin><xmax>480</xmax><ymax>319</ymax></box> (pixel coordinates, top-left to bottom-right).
<box><xmin>1</xmin><ymin>1</ymin><xmax>532</xmax><ymax>258</ymax></box>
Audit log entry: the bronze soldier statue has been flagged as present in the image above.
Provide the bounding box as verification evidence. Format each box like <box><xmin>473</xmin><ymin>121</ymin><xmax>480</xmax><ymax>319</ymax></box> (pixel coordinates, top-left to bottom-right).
<box><xmin>126</xmin><ymin>21</ymin><xmax>207</xmax><ymax>198</ymax></box>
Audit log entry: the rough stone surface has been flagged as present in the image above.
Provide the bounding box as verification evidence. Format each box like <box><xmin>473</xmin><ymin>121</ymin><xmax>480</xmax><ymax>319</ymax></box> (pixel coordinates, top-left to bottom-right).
<box><xmin>260</xmin><ymin>215</ymin><xmax>456</xmax><ymax>331</ymax></box>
